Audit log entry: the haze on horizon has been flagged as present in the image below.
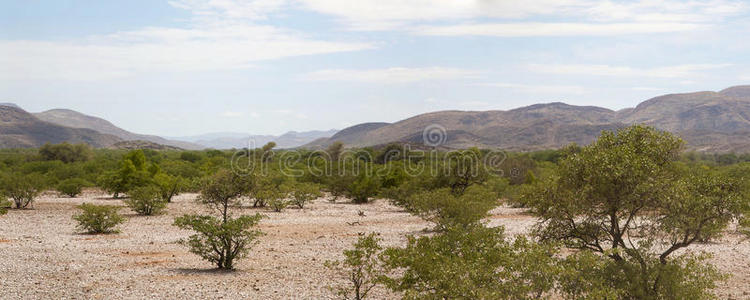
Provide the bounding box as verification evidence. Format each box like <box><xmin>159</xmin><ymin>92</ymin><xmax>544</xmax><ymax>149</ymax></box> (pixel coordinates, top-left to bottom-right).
<box><xmin>1</xmin><ymin>0</ymin><xmax>749</xmax><ymax>137</ymax></box>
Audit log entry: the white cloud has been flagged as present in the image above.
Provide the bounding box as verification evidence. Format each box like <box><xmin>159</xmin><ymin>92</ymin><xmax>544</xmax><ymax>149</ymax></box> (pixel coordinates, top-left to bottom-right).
<box><xmin>413</xmin><ymin>22</ymin><xmax>703</xmax><ymax>37</ymax></box>
<box><xmin>297</xmin><ymin>0</ymin><xmax>745</xmax><ymax>33</ymax></box>
<box><xmin>222</xmin><ymin>111</ymin><xmax>245</xmax><ymax>117</ymax></box>
<box><xmin>302</xmin><ymin>67</ymin><xmax>481</xmax><ymax>84</ymax></box>
<box><xmin>527</xmin><ymin>63</ymin><xmax>731</xmax><ymax>78</ymax></box>
<box><xmin>740</xmin><ymin>75</ymin><xmax>750</xmax><ymax>81</ymax></box>
<box><xmin>476</xmin><ymin>82</ymin><xmax>587</xmax><ymax>94</ymax></box>
<box><xmin>0</xmin><ymin>0</ymin><xmax>371</xmax><ymax>81</ymax></box>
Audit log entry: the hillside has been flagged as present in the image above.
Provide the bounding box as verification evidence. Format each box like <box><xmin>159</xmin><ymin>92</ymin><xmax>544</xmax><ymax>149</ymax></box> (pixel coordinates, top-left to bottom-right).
<box><xmin>34</xmin><ymin>109</ymin><xmax>203</xmax><ymax>150</ymax></box>
<box><xmin>304</xmin><ymin>85</ymin><xmax>750</xmax><ymax>152</ymax></box>
<box><xmin>0</xmin><ymin>106</ymin><xmax>121</xmax><ymax>148</ymax></box>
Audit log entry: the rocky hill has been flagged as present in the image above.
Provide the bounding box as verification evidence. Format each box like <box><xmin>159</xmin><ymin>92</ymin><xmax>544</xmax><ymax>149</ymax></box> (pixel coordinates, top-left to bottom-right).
<box><xmin>0</xmin><ymin>105</ymin><xmax>121</xmax><ymax>148</ymax></box>
<box><xmin>304</xmin><ymin>85</ymin><xmax>750</xmax><ymax>152</ymax></box>
<box><xmin>34</xmin><ymin>109</ymin><xmax>203</xmax><ymax>150</ymax></box>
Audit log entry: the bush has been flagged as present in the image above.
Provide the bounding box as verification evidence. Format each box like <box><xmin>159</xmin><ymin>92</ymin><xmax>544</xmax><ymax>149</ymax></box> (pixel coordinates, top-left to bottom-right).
<box><xmin>0</xmin><ymin>196</ymin><xmax>10</xmax><ymax>215</ymax></box>
<box><xmin>56</xmin><ymin>178</ymin><xmax>89</xmax><ymax>197</ymax></box>
<box><xmin>174</xmin><ymin>213</ymin><xmax>264</xmax><ymax>269</ymax></box>
<box><xmin>124</xmin><ymin>185</ymin><xmax>167</xmax><ymax>215</ymax></box>
<box><xmin>326</xmin><ymin>233</ymin><xmax>383</xmax><ymax>300</ymax></box>
<box><xmin>1</xmin><ymin>173</ymin><xmax>46</xmax><ymax>209</ymax></box>
<box><xmin>73</xmin><ymin>203</ymin><xmax>125</xmax><ymax>234</ymax></box>
<box><xmin>347</xmin><ymin>173</ymin><xmax>380</xmax><ymax>204</ymax></box>
<box><xmin>39</xmin><ymin>142</ymin><xmax>92</xmax><ymax>163</ymax></box>
<box><xmin>380</xmin><ymin>225</ymin><xmax>558</xmax><ymax>299</ymax></box>
<box><xmin>288</xmin><ymin>182</ymin><xmax>322</xmax><ymax>209</ymax></box>
<box><xmin>406</xmin><ymin>185</ymin><xmax>499</xmax><ymax>230</ymax></box>
<box><xmin>153</xmin><ymin>173</ymin><xmax>183</xmax><ymax>203</ymax></box>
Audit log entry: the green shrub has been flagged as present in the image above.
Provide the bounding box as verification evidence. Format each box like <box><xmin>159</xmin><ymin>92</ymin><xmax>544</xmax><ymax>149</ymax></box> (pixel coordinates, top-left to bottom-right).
<box><xmin>1</xmin><ymin>173</ymin><xmax>46</xmax><ymax>209</ymax></box>
<box><xmin>39</xmin><ymin>142</ymin><xmax>92</xmax><ymax>163</ymax></box>
<box><xmin>56</xmin><ymin>178</ymin><xmax>89</xmax><ymax>197</ymax></box>
<box><xmin>174</xmin><ymin>213</ymin><xmax>264</xmax><ymax>270</ymax></box>
<box><xmin>288</xmin><ymin>182</ymin><xmax>321</xmax><ymax>209</ymax></box>
<box><xmin>174</xmin><ymin>170</ymin><xmax>263</xmax><ymax>269</ymax></box>
<box><xmin>325</xmin><ymin>233</ymin><xmax>383</xmax><ymax>300</ymax></box>
<box><xmin>406</xmin><ymin>185</ymin><xmax>498</xmax><ymax>230</ymax></box>
<box><xmin>124</xmin><ymin>185</ymin><xmax>167</xmax><ymax>215</ymax></box>
<box><xmin>153</xmin><ymin>173</ymin><xmax>183</xmax><ymax>203</ymax></box>
<box><xmin>380</xmin><ymin>225</ymin><xmax>558</xmax><ymax>299</ymax></box>
<box><xmin>347</xmin><ymin>173</ymin><xmax>380</xmax><ymax>204</ymax></box>
<box><xmin>0</xmin><ymin>196</ymin><xmax>10</xmax><ymax>215</ymax></box>
<box><xmin>73</xmin><ymin>203</ymin><xmax>125</xmax><ymax>234</ymax></box>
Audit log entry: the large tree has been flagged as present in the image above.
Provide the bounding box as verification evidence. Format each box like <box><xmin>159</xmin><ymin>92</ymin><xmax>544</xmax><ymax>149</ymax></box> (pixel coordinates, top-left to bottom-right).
<box><xmin>522</xmin><ymin>125</ymin><xmax>748</xmax><ymax>298</ymax></box>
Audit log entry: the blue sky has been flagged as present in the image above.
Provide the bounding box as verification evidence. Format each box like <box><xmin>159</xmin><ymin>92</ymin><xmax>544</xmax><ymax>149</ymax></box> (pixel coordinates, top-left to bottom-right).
<box><xmin>1</xmin><ymin>0</ymin><xmax>749</xmax><ymax>136</ymax></box>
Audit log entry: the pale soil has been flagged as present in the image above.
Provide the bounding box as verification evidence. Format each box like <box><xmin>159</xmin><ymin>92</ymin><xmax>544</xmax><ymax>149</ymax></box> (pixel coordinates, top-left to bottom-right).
<box><xmin>0</xmin><ymin>191</ymin><xmax>748</xmax><ymax>299</ymax></box>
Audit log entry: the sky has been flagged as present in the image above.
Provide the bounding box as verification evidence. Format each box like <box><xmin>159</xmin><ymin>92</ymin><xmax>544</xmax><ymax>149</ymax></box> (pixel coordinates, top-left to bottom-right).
<box><xmin>1</xmin><ymin>0</ymin><xmax>749</xmax><ymax>136</ymax></box>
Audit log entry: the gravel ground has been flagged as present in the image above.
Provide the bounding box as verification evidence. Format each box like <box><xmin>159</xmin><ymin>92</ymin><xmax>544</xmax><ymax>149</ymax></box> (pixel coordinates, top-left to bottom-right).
<box><xmin>1</xmin><ymin>191</ymin><xmax>748</xmax><ymax>299</ymax></box>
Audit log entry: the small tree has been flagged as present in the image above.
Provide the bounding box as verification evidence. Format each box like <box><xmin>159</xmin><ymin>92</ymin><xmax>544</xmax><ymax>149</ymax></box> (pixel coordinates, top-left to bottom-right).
<box><xmin>2</xmin><ymin>173</ymin><xmax>45</xmax><ymax>209</ymax></box>
<box><xmin>56</xmin><ymin>178</ymin><xmax>89</xmax><ymax>197</ymax></box>
<box><xmin>124</xmin><ymin>185</ymin><xmax>167</xmax><ymax>215</ymax></box>
<box><xmin>73</xmin><ymin>203</ymin><xmax>125</xmax><ymax>234</ymax></box>
<box><xmin>288</xmin><ymin>181</ymin><xmax>322</xmax><ymax>209</ymax></box>
<box><xmin>173</xmin><ymin>169</ymin><xmax>263</xmax><ymax>270</ymax></box>
<box><xmin>326</xmin><ymin>233</ymin><xmax>384</xmax><ymax>300</ymax></box>
<box><xmin>39</xmin><ymin>142</ymin><xmax>92</xmax><ymax>163</ymax></box>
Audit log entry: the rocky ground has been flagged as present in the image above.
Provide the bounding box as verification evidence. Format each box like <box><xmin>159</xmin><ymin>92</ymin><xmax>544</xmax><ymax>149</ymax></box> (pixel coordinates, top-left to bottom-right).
<box><xmin>1</xmin><ymin>191</ymin><xmax>748</xmax><ymax>299</ymax></box>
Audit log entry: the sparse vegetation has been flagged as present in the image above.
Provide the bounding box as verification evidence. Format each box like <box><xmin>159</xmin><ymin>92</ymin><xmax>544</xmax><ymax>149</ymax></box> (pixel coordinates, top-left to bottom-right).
<box><xmin>73</xmin><ymin>203</ymin><xmax>125</xmax><ymax>234</ymax></box>
<box><xmin>124</xmin><ymin>185</ymin><xmax>167</xmax><ymax>215</ymax></box>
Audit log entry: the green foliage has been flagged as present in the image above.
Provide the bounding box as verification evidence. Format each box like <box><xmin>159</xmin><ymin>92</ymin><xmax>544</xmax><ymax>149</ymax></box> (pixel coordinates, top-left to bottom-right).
<box><xmin>558</xmin><ymin>251</ymin><xmax>725</xmax><ymax>300</ymax></box>
<box><xmin>56</xmin><ymin>178</ymin><xmax>89</xmax><ymax>197</ymax></box>
<box><xmin>174</xmin><ymin>213</ymin><xmax>264</xmax><ymax>270</ymax></box>
<box><xmin>1</xmin><ymin>172</ymin><xmax>46</xmax><ymax>209</ymax></box>
<box><xmin>97</xmin><ymin>152</ymin><xmax>153</xmax><ymax>198</ymax></box>
<box><xmin>348</xmin><ymin>173</ymin><xmax>380</xmax><ymax>204</ymax></box>
<box><xmin>153</xmin><ymin>173</ymin><xmax>183</xmax><ymax>203</ymax></box>
<box><xmin>124</xmin><ymin>185</ymin><xmax>167</xmax><ymax>215</ymax></box>
<box><xmin>326</xmin><ymin>233</ymin><xmax>384</xmax><ymax>300</ymax></box>
<box><xmin>174</xmin><ymin>169</ymin><xmax>263</xmax><ymax>270</ymax></box>
<box><xmin>521</xmin><ymin>125</ymin><xmax>744</xmax><ymax>298</ymax></box>
<box><xmin>405</xmin><ymin>185</ymin><xmax>498</xmax><ymax>230</ymax></box>
<box><xmin>252</xmin><ymin>170</ymin><xmax>288</xmax><ymax>208</ymax></box>
<box><xmin>73</xmin><ymin>203</ymin><xmax>125</xmax><ymax>234</ymax></box>
<box><xmin>0</xmin><ymin>196</ymin><xmax>10</xmax><ymax>215</ymax></box>
<box><xmin>380</xmin><ymin>225</ymin><xmax>558</xmax><ymax>300</ymax></box>
<box><xmin>39</xmin><ymin>142</ymin><xmax>92</xmax><ymax>163</ymax></box>
<box><xmin>288</xmin><ymin>181</ymin><xmax>322</xmax><ymax>209</ymax></box>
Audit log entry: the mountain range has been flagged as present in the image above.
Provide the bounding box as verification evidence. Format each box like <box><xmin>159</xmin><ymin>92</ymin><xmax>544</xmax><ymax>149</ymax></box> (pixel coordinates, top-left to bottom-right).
<box><xmin>0</xmin><ymin>104</ymin><xmax>337</xmax><ymax>150</ymax></box>
<box><xmin>305</xmin><ymin>85</ymin><xmax>750</xmax><ymax>153</ymax></box>
<box><xmin>3</xmin><ymin>85</ymin><xmax>750</xmax><ymax>152</ymax></box>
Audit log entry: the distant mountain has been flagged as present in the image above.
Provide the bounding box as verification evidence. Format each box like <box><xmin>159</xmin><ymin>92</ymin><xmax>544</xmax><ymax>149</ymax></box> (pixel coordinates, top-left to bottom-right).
<box><xmin>0</xmin><ymin>105</ymin><xmax>121</xmax><ymax>148</ymax></box>
<box><xmin>109</xmin><ymin>140</ymin><xmax>183</xmax><ymax>151</ymax></box>
<box><xmin>175</xmin><ymin>129</ymin><xmax>339</xmax><ymax>149</ymax></box>
<box><xmin>34</xmin><ymin>109</ymin><xmax>203</xmax><ymax>150</ymax></box>
<box><xmin>304</xmin><ymin>85</ymin><xmax>750</xmax><ymax>152</ymax></box>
